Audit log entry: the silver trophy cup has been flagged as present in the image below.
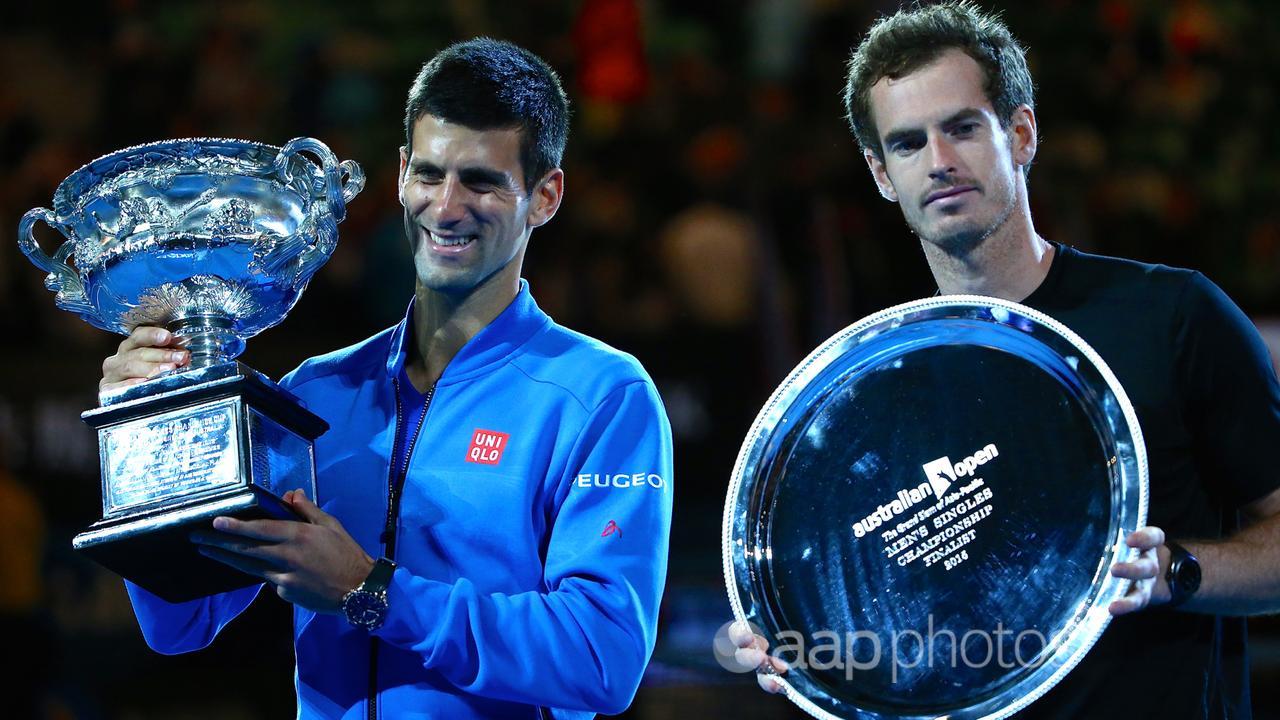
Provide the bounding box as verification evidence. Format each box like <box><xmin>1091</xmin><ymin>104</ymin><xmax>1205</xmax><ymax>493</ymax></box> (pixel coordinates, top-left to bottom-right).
<box><xmin>20</xmin><ymin>137</ymin><xmax>365</xmax><ymax>602</ymax></box>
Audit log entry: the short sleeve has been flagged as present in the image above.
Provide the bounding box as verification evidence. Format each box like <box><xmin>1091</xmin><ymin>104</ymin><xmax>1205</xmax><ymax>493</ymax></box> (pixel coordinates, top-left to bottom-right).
<box><xmin>1175</xmin><ymin>272</ymin><xmax>1280</xmax><ymax>507</ymax></box>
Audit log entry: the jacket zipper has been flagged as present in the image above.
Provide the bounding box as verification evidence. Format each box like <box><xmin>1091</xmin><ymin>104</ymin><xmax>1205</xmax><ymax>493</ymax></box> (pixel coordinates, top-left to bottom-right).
<box><xmin>368</xmin><ymin>376</ymin><xmax>435</xmax><ymax>720</ymax></box>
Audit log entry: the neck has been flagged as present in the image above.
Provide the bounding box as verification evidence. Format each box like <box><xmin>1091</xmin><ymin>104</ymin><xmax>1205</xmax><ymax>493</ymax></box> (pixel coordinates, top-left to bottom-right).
<box><xmin>406</xmin><ymin>270</ymin><xmax>520</xmax><ymax>392</ymax></box>
<box><xmin>922</xmin><ymin>196</ymin><xmax>1053</xmax><ymax>302</ymax></box>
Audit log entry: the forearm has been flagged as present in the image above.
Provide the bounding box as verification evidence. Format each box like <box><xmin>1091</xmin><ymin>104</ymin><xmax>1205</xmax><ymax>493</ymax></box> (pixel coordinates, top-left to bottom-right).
<box><xmin>1173</xmin><ymin>515</ymin><xmax>1280</xmax><ymax>615</ymax></box>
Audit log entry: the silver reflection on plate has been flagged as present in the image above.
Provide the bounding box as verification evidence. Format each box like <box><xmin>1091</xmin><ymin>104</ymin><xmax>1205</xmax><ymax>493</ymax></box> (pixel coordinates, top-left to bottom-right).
<box><xmin>722</xmin><ymin>296</ymin><xmax>1147</xmax><ymax>720</ymax></box>
<box><xmin>19</xmin><ymin>137</ymin><xmax>363</xmax><ymax>602</ymax></box>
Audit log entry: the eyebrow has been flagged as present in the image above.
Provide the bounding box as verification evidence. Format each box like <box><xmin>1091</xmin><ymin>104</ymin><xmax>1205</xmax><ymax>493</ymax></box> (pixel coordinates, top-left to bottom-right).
<box><xmin>940</xmin><ymin>108</ymin><xmax>986</xmax><ymax>128</ymax></box>
<box><xmin>408</xmin><ymin>159</ymin><xmax>513</xmax><ymax>188</ymax></box>
<box><xmin>882</xmin><ymin>107</ymin><xmax>987</xmax><ymax>148</ymax></box>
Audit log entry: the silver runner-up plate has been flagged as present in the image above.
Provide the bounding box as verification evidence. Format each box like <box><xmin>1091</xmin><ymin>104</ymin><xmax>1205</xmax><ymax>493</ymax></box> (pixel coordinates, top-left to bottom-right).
<box><xmin>722</xmin><ymin>296</ymin><xmax>1147</xmax><ymax>720</ymax></box>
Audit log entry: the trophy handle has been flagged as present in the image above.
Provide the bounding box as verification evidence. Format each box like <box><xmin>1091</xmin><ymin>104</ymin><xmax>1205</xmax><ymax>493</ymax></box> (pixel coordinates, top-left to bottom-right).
<box><xmin>337</xmin><ymin>159</ymin><xmax>365</xmax><ymax>206</ymax></box>
<box><xmin>18</xmin><ymin>207</ymin><xmax>103</xmax><ymax>324</ymax></box>
<box><xmin>273</xmin><ymin>137</ymin><xmax>366</xmax><ymax>223</ymax></box>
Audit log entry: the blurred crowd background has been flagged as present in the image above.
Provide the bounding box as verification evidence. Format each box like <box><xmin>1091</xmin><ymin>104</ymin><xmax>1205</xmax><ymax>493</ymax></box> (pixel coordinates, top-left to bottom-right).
<box><xmin>2</xmin><ymin>0</ymin><xmax>1279</xmax><ymax>717</ymax></box>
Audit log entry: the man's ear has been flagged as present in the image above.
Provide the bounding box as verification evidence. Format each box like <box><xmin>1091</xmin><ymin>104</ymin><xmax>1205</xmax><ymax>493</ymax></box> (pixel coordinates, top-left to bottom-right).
<box><xmin>864</xmin><ymin>148</ymin><xmax>899</xmax><ymax>203</ymax></box>
<box><xmin>397</xmin><ymin>146</ymin><xmax>409</xmax><ymax>207</ymax></box>
<box><xmin>526</xmin><ymin>168</ymin><xmax>565</xmax><ymax>229</ymax></box>
<box><xmin>1008</xmin><ymin>104</ymin><xmax>1038</xmax><ymax>169</ymax></box>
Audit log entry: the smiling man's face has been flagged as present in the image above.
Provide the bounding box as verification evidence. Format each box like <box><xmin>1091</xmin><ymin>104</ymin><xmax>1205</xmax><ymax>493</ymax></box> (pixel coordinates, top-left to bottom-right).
<box><xmin>398</xmin><ymin>114</ymin><xmax>560</xmax><ymax>297</ymax></box>
<box><xmin>864</xmin><ymin>48</ymin><xmax>1029</xmax><ymax>256</ymax></box>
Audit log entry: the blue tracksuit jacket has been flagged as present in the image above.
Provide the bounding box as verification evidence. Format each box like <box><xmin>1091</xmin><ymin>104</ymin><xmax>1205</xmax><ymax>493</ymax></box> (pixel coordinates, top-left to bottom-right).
<box><xmin>125</xmin><ymin>281</ymin><xmax>674</xmax><ymax>718</ymax></box>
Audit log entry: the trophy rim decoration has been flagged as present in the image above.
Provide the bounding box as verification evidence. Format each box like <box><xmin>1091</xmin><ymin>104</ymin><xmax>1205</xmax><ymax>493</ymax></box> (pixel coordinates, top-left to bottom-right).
<box><xmin>721</xmin><ymin>294</ymin><xmax>1149</xmax><ymax>720</ymax></box>
<box><xmin>49</xmin><ymin>136</ymin><xmax>308</xmax><ymax>217</ymax></box>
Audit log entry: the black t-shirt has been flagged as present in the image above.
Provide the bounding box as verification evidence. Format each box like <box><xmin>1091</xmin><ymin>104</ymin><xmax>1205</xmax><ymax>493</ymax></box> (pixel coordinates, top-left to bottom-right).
<box><xmin>1012</xmin><ymin>243</ymin><xmax>1280</xmax><ymax>719</ymax></box>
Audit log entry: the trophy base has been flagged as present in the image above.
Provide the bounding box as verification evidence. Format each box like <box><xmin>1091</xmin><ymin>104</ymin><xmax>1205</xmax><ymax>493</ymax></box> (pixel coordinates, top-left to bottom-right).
<box><xmin>73</xmin><ymin>485</ymin><xmax>298</xmax><ymax>602</ymax></box>
<box><xmin>79</xmin><ymin>361</ymin><xmax>329</xmax><ymax>603</ymax></box>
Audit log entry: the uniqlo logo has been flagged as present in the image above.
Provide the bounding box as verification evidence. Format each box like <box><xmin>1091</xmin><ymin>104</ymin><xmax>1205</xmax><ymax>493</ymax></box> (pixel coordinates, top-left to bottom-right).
<box><xmin>467</xmin><ymin>429</ymin><xmax>509</xmax><ymax>465</ymax></box>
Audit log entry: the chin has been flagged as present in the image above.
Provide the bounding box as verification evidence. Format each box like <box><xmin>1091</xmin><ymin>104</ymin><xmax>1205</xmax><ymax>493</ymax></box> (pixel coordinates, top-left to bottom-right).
<box><xmin>413</xmin><ymin>261</ymin><xmax>470</xmax><ymax>295</ymax></box>
<box><xmin>928</xmin><ymin>228</ymin><xmax>990</xmax><ymax>256</ymax></box>
<box><xmin>418</xmin><ymin>275</ymin><xmax>477</xmax><ymax>296</ymax></box>
<box><xmin>914</xmin><ymin>212</ymin><xmax>1002</xmax><ymax>257</ymax></box>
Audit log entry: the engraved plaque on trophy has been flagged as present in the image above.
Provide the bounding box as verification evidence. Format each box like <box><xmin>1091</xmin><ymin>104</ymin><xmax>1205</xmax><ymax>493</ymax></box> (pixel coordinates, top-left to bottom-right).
<box><xmin>19</xmin><ymin>137</ymin><xmax>365</xmax><ymax>602</ymax></box>
<box><xmin>723</xmin><ymin>296</ymin><xmax>1148</xmax><ymax>719</ymax></box>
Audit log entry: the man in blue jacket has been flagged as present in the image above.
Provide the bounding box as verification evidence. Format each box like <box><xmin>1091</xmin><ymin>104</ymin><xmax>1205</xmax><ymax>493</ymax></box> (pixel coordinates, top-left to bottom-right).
<box><xmin>100</xmin><ymin>38</ymin><xmax>673</xmax><ymax>719</ymax></box>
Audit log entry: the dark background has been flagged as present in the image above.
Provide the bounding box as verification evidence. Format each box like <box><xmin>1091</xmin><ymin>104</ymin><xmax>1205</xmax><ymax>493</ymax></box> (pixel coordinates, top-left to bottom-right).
<box><xmin>2</xmin><ymin>0</ymin><xmax>1278</xmax><ymax>717</ymax></box>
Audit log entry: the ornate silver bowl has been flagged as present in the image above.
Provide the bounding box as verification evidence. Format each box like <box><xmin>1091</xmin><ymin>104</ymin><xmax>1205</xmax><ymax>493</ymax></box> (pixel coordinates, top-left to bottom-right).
<box><xmin>19</xmin><ymin>137</ymin><xmax>365</xmax><ymax>366</ymax></box>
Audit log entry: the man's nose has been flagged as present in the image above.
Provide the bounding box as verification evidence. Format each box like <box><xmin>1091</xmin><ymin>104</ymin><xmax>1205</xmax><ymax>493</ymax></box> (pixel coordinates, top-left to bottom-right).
<box><xmin>927</xmin><ymin>135</ymin><xmax>960</xmax><ymax>180</ymax></box>
<box><xmin>427</xmin><ymin>177</ymin><xmax>468</xmax><ymax>226</ymax></box>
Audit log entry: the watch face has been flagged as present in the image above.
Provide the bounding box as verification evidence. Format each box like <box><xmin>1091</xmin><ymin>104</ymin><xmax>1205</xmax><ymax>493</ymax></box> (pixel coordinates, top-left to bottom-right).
<box><xmin>1177</xmin><ymin>557</ymin><xmax>1202</xmax><ymax>595</ymax></box>
<box><xmin>345</xmin><ymin>591</ymin><xmax>387</xmax><ymax>628</ymax></box>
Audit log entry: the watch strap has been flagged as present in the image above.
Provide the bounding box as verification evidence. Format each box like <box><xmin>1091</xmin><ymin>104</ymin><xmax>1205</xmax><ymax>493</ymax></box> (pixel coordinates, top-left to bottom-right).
<box><xmin>362</xmin><ymin>557</ymin><xmax>396</xmax><ymax>593</ymax></box>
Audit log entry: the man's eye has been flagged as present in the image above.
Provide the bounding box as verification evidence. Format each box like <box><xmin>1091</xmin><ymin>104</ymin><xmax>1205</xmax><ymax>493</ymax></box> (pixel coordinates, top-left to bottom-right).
<box><xmin>893</xmin><ymin>140</ymin><xmax>922</xmax><ymax>154</ymax></box>
<box><xmin>954</xmin><ymin>123</ymin><xmax>978</xmax><ymax>136</ymax></box>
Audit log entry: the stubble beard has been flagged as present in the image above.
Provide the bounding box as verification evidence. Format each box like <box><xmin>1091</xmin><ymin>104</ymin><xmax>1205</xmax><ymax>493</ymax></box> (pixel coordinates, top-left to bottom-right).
<box><xmin>908</xmin><ymin>185</ymin><xmax>1017</xmax><ymax>260</ymax></box>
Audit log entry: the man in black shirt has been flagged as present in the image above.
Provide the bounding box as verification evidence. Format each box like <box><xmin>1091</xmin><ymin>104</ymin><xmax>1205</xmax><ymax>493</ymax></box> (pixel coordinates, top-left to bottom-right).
<box><xmin>730</xmin><ymin>2</ymin><xmax>1280</xmax><ymax>717</ymax></box>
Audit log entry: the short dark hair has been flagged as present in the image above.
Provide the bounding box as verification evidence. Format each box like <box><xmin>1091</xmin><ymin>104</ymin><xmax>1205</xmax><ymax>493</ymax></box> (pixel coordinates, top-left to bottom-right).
<box><xmin>404</xmin><ymin>38</ymin><xmax>570</xmax><ymax>191</ymax></box>
<box><xmin>843</xmin><ymin>1</ymin><xmax>1034</xmax><ymax>163</ymax></box>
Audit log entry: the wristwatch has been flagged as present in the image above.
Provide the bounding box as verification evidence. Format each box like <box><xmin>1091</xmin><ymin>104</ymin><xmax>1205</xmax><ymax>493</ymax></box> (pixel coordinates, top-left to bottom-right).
<box><xmin>342</xmin><ymin>557</ymin><xmax>396</xmax><ymax>630</ymax></box>
<box><xmin>1164</xmin><ymin>540</ymin><xmax>1201</xmax><ymax>609</ymax></box>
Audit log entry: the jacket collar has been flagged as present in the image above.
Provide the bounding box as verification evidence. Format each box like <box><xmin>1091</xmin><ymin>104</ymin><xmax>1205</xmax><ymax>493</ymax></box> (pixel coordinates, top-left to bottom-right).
<box><xmin>384</xmin><ymin>279</ymin><xmax>551</xmax><ymax>385</ymax></box>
